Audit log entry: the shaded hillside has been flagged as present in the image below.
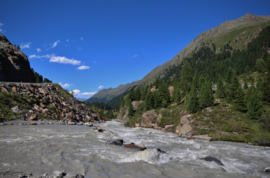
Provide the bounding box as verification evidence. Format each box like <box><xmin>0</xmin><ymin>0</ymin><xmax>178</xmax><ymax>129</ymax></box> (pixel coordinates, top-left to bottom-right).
<box><xmin>0</xmin><ymin>34</ymin><xmax>35</xmax><ymax>82</ymax></box>
<box><xmin>86</xmin><ymin>80</ymin><xmax>140</xmax><ymax>104</ymax></box>
<box><xmin>138</xmin><ymin>13</ymin><xmax>270</xmax><ymax>85</ymax></box>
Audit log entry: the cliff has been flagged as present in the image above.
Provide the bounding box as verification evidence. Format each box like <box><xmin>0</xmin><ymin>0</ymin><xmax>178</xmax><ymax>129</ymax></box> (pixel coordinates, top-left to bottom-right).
<box><xmin>0</xmin><ymin>34</ymin><xmax>35</xmax><ymax>82</ymax></box>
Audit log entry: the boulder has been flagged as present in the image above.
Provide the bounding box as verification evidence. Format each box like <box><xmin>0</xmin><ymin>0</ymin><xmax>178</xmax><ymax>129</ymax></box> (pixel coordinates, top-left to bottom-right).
<box><xmin>175</xmin><ymin>114</ymin><xmax>193</xmax><ymax>137</ymax></box>
<box><xmin>1</xmin><ymin>87</ymin><xmax>8</xmax><ymax>93</ymax></box>
<box><xmin>94</xmin><ymin>126</ymin><xmax>103</xmax><ymax>132</ymax></box>
<box><xmin>12</xmin><ymin>86</ymin><xmax>17</xmax><ymax>93</ymax></box>
<box><xmin>68</xmin><ymin>121</ymin><xmax>76</xmax><ymax>125</ymax></box>
<box><xmin>29</xmin><ymin>114</ymin><xmax>37</xmax><ymax>121</ymax></box>
<box><xmin>124</xmin><ymin>143</ymin><xmax>146</xmax><ymax>150</ymax></box>
<box><xmin>168</xmin><ymin>86</ymin><xmax>174</xmax><ymax>97</ymax></box>
<box><xmin>199</xmin><ymin>156</ymin><xmax>224</xmax><ymax>166</ymax></box>
<box><xmin>106</xmin><ymin>139</ymin><xmax>124</xmax><ymax>146</ymax></box>
<box><xmin>131</xmin><ymin>100</ymin><xmax>143</xmax><ymax>110</ymax></box>
<box><xmin>141</xmin><ymin>110</ymin><xmax>158</xmax><ymax>127</ymax></box>
<box><xmin>11</xmin><ymin>106</ymin><xmax>20</xmax><ymax>113</ymax></box>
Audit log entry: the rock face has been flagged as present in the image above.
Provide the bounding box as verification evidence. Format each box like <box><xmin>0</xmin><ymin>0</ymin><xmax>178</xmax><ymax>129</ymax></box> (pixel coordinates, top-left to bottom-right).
<box><xmin>0</xmin><ymin>83</ymin><xmax>98</xmax><ymax>123</ymax></box>
<box><xmin>0</xmin><ymin>34</ymin><xmax>35</xmax><ymax>82</ymax></box>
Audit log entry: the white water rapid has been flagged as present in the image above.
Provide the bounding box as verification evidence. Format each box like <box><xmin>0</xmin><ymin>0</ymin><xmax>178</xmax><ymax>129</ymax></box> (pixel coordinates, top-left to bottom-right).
<box><xmin>0</xmin><ymin>120</ymin><xmax>269</xmax><ymax>178</ymax></box>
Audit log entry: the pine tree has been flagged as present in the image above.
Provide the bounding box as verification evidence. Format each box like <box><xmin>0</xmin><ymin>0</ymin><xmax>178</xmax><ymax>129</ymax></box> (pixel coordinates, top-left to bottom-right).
<box><xmin>180</xmin><ymin>61</ymin><xmax>193</xmax><ymax>94</ymax></box>
<box><xmin>228</xmin><ymin>74</ymin><xmax>240</xmax><ymax>100</ymax></box>
<box><xmin>120</xmin><ymin>96</ymin><xmax>124</xmax><ymax>108</ymax></box>
<box><xmin>192</xmin><ymin>72</ymin><xmax>199</xmax><ymax>90</ymax></box>
<box><xmin>145</xmin><ymin>89</ymin><xmax>153</xmax><ymax>110</ymax></box>
<box><xmin>128</xmin><ymin>102</ymin><xmax>134</xmax><ymax>116</ymax></box>
<box><xmin>216</xmin><ymin>76</ymin><xmax>225</xmax><ymax>98</ymax></box>
<box><xmin>141</xmin><ymin>85</ymin><xmax>149</xmax><ymax>100</ymax></box>
<box><xmin>153</xmin><ymin>91</ymin><xmax>161</xmax><ymax>108</ymax></box>
<box><xmin>198</xmin><ymin>75</ymin><xmax>205</xmax><ymax>89</ymax></box>
<box><xmin>134</xmin><ymin>87</ymin><xmax>141</xmax><ymax>101</ymax></box>
<box><xmin>247</xmin><ymin>88</ymin><xmax>263</xmax><ymax>120</ymax></box>
<box><xmin>158</xmin><ymin>82</ymin><xmax>170</xmax><ymax>104</ymax></box>
<box><xmin>244</xmin><ymin>80</ymin><xmax>248</xmax><ymax>89</ymax></box>
<box><xmin>187</xmin><ymin>87</ymin><xmax>199</xmax><ymax>113</ymax></box>
<box><xmin>233</xmin><ymin>87</ymin><xmax>247</xmax><ymax>112</ymax></box>
<box><xmin>199</xmin><ymin>81</ymin><xmax>214</xmax><ymax>108</ymax></box>
<box><xmin>226</xmin><ymin>67</ymin><xmax>233</xmax><ymax>84</ymax></box>
<box><xmin>129</xmin><ymin>87</ymin><xmax>136</xmax><ymax>101</ymax></box>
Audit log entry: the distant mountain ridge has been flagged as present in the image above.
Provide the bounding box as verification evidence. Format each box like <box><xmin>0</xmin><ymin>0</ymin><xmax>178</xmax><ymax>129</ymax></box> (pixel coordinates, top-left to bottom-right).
<box><xmin>86</xmin><ymin>80</ymin><xmax>140</xmax><ymax>104</ymax></box>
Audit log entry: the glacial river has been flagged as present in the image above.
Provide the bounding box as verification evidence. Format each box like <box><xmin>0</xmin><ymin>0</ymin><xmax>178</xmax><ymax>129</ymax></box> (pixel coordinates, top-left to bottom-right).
<box><xmin>0</xmin><ymin>121</ymin><xmax>269</xmax><ymax>178</ymax></box>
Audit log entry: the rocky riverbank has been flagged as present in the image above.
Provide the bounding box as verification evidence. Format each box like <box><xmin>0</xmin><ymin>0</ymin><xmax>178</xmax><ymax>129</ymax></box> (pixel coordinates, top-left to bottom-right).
<box><xmin>0</xmin><ymin>82</ymin><xmax>99</xmax><ymax>124</ymax></box>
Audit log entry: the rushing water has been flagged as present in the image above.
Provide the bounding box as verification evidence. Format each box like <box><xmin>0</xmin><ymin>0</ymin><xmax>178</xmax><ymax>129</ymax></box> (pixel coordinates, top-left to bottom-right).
<box><xmin>0</xmin><ymin>121</ymin><xmax>269</xmax><ymax>178</ymax></box>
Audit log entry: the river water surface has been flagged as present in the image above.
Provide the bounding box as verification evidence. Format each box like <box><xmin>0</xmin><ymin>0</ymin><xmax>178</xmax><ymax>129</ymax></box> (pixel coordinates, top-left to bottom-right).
<box><xmin>0</xmin><ymin>121</ymin><xmax>269</xmax><ymax>178</ymax></box>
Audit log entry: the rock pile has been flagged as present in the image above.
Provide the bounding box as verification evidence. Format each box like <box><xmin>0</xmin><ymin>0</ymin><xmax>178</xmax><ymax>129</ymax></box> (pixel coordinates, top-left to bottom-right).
<box><xmin>0</xmin><ymin>82</ymin><xmax>99</xmax><ymax>124</ymax></box>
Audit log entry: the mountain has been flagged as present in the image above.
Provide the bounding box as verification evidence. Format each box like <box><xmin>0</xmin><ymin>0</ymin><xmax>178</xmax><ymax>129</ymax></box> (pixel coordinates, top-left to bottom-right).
<box><xmin>138</xmin><ymin>13</ymin><xmax>270</xmax><ymax>85</ymax></box>
<box><xmin>86</xmin><ymin>80</ymin><xmax>140</xmax><ymax>104</ymax></box>
<box><xmin>0</xmin><ymin>34</ymin><xmax>35</xmax><ymax>82</ymax></box>
<box><xmin>86</xmin><ymin>13</ymin><xmax>270</xmax><ymax>106</ymax></box>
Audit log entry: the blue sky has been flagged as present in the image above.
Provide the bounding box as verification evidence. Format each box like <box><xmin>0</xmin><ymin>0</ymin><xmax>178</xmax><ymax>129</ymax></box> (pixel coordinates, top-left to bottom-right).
<box><xmin>1</xmin><ymin>0</ymin><xmax>270</xmax><ymax>99</ymax></box>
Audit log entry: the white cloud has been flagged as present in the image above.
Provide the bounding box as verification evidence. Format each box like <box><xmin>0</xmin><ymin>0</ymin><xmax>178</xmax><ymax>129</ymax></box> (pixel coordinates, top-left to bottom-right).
<box><xmin>50</xmin><ymin>55</ymin><xmax>80</xmax><ymax>65</ymax></box>
<box><xmin>51</xmin><ymin>40</ymin><xmax>60</xmax><ymax>48</ymax></box>
<box><xmin>77</xmin><ymin>65</ymin><xmax>90</xmax><ymax>70</ymax></box>
<box><xmin>132</xmin><ymin>55</ymin><xmax>138</xmax><ymax>57</ymax></box>
<box><xmin>66</xmin><ymin>39</ymin><xmax>69</xmax><ymax>42</ymax></box>
<box><xmin>70</xmin><ymin>89</ymin><xmax>97</xmax><ymax>97</ymax></box>
<box><xmin>0</xmin><ymin>23</ymin><xmax>3</xmax><ymax>33</ymax></box>
<box><xmin>80</xmin><ymin>37</ymin><xmax>83</xmax><ymax>40</ymax></box>
<box><xmin>98</xmin><ymin>85</ymin><xmax>104</xmax><ymax>89</ymax></box>
<box><xmin>37</xmin><ymin>48</ymin><xmax>41</xmax><ymax>53</ymax></box>
<box><xmin>59</xmin><ymin>82</ymin><xmax>72</xmax><ymax>88</ymax></box>
<box><xmin>94</xmin><ymin>61</ymin><xmax>97</xmax><ymax>63</ymax></box>
<box><xmin>20</xmin><ymin>42</ymin><xmax>31</xmax><ymax>49</ymax></box>
<box><xmin>80</xmin><ymin>92</ymin><xmax>97</xmax><ymax>95</ymax></box>
<box><xmin>29</xmin><ymin>54</ymin><xmax>81</xmax><ymax>65</ymax></box>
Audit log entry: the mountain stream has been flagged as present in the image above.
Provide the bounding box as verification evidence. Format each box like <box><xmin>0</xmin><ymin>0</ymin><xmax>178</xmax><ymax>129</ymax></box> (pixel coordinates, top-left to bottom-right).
<box><xmin>0</xmin><ymin>121</ymin><xmax>269</xmax><ymax>178</ymax></box>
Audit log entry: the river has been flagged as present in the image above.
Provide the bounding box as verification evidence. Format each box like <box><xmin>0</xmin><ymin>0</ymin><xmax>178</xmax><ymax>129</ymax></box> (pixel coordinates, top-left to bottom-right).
<box><xmin>0</xmin><ymin>121</ymin><xmax>269</xmax><ymax>178</ymax></box>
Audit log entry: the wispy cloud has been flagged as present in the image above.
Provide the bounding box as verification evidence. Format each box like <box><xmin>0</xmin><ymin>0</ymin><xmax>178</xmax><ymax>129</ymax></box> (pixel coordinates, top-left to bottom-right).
<box><xmin>77</xmin><ymin>65</ymin><xmax>90</xmax><ymax>70</ymax></box>
<box><xmin>59</xmin><ymin>82</ymin><xmax>72</xmax><ymax>88</ymax></box>
<box><xmin>0</xmin><ymin>23</ymin><xmax>3</xmax><ymax>33</ymax></box>
<box><xmin>94</xmin><ymin>61</ymin><xmax>97</xmax><ymax>63</ymax></box>
<box><xmin>51</xmin><ymin>40</ymin><xmax>60</xmax><ymax>48</ymax></box>
<box><xmin>80</xmin><ymin>37</ymin><xmax>83</xmax><ymax>40</ymax></box>
<box><xmin>66</xmin><ymin>39</ymin><xmax>69</xmax><ymax>42</ymax></box>
<box><xmin>98</xmin><ymin>85</ymin><xmax>104</xmax><ymax>89</ymax></box>
<box><xmin>70</xmin><ymin>89</ymin><xmax>97</xmax><ymax>97</ymax></box>
<box><xmin>20</xmin><ymin>42</ymin><xmax>31</xmax><ymax>49</ymax></box>
<box><xmin>132</xmin><ymin>55</ymin><xmax>138</xmax><ymax>57</ymax></box>
<box><xmin>29</xmin><ymin>54</ymin><xmax>52</xmax><ymax>59</ymax></box>
<box><xmin>37</xmin><ymin>48</ymin><xmax>41</xmax><ymax>53</ymax></box>
<box><xmin>29</xmin><ymin>54</ymin><xmax>81</xmax><ymax>65</ymax></box>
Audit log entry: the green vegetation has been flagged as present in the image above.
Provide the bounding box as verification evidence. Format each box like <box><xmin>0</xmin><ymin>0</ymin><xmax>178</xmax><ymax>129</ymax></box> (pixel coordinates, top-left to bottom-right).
<box><xmin>121</xmin><ymin>26</ymin><xmax>270</xmax><ymax>146</ymax></box>
<box><xmin>0</xmin><ymin>91</ymin><xmax>39</xmax><ymax>121</ymax></box>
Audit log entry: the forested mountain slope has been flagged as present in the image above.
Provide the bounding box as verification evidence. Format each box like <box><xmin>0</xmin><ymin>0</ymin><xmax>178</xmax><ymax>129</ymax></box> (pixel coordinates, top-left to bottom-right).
<box><xmin>138</xmin><ymin>13</ymin><xmax>270</xmax><ymax>85</ymax></box>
